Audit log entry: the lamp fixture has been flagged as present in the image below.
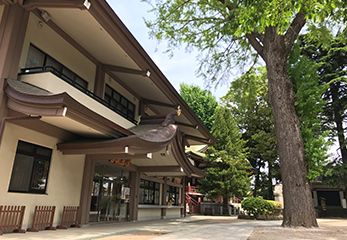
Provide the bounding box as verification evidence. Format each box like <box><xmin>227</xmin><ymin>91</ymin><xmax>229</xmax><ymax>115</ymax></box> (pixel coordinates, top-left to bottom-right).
<box><xmin>145</xmin><ymin>70</ymin><xmax>151</xmax><ymax>77</ymax></box>
<box><xmin>84</xmin><ymin>0</ymin><xmax>91</xmax><ymax>9</ymax></box>
<box><xmin>41</xmin><ymin>10</ymin><xmax>50</xmax><ymax>22</ymax></box>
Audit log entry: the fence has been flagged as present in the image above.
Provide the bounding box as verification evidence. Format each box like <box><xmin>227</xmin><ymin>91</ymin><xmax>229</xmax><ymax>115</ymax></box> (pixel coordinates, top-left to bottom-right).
<box><xmin>57</xmin><ymin>206</ymin><xmax>80</xmax><ymax>229</ymax></box>
<box><xmin>0</xmin><ymin>205</ymin><xmax>26</xmax><ymax>235</ymax></box>
<box><xmin>27</xmin><ymin>206</ymin><xmax>56</xmax><ymax>232</ymax></box>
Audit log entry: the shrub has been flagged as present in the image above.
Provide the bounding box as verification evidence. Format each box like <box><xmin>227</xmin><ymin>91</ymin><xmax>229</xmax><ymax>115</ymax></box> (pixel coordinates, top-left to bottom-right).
<box><xmin>241</xmin><ymin>198</ymin><xmax>274</xmax><ymax>217</ymax></box>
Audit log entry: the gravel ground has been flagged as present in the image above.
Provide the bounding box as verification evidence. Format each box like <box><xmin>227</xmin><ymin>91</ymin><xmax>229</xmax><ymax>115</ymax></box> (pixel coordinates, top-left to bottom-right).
<box><xmin>248</xmin><ymin>219</ymin><xmax>347</xmax><ymax>240</ymax></box>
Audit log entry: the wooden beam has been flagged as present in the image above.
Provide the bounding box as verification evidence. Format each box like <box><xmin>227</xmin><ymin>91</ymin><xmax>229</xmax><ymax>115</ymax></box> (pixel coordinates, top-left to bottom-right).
<box><xmin>89</xmin><ymin>153</ymin><xmax>152</xmax><ymax>161</ymax></box>
<box><xmin>23</xmin><ymin>0</ymin><xmax>85</xmax><ymax>10</ymax></box>
<box><xmin>142</xmin><ymin>98</ymin><xmax>176</xmax><ymax>109</ymax></box>
<box><xmin>138</xmin><ymin>166</ymin><xmax>182</xmax><ymax>173</ymax></box>
<box><xmin>175</xmin><ymin>121</ymin><xmax>199</xmax><ymax>129</ymax></box>
<box><xmin>31</xmin><ymin>8</ymin><xmax>99</xmax><ymax>65</ymax></box>
<box><xmin>106</xmin><ymin>71</ymin><xmax>142</xmax><ymax>101</ymax></box>
<box><xmin>103</xmin><ymin>64</ymin><xmax>148</xmax><ymax>76</ymax></box>
<box><xmin>184</xmin><ymin>134</ymin><xmax>212</xmax><ymax>145</ymax></box>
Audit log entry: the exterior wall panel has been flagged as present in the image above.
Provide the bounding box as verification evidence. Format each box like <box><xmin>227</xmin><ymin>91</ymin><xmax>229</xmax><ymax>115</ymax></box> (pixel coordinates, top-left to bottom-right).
<box><xmin>138</xmin><ymin>209</ymin><xmax>161</xmax><ymax>221</ymax></box>
<box><xmin>0</xmin><ymin>123</ymin><xmax>85</xmax><ymax>228</ymax></box>
<box><xmin>19</xmin><ymin>13</ymin><xmax>96</xmax><ymax>91</ymax></box>
<box><xmin>19</xmin><ymin>72</ymin><xmax>136</xmax><ymax>130</ymax></box>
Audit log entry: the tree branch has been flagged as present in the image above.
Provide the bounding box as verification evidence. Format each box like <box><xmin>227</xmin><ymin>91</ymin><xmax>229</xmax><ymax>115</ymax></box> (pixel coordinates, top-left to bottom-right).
<box><xmin>246</xmin><ymin>32</ymin><xmax>265</xmax><ymax>61</ymax></box>
<box><xmin>284</xmin><ymin>12</ymin><xmax>306</xmax><ymax>56</ymax></box>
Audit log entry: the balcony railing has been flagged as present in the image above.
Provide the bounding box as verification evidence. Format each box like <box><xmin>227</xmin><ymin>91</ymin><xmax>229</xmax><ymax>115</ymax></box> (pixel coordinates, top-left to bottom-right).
<box><xmin>19</xmin><ymin>66</ymin><xmax>137</xmax><ymax>125</ymax></box>
<box><xmin>186</xmin><ymin>186</ymin><xmax>199</xmax><ymax>194</ymax></box>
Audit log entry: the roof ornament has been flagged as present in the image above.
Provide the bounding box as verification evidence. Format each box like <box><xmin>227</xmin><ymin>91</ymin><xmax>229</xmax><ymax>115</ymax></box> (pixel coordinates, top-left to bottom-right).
<box><xmin>162</xmin><ymin>110</ymin><xmax>181</xmax><ymax>127</ymax></box>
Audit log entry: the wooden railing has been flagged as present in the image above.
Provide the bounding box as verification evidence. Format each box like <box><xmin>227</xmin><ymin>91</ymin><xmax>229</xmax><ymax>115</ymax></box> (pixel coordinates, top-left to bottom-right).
<box><xmin>57</xmin><ymin>206</ymin><xmax>80</xmax><ymax>229</ymax></box>
<box><xmin>186</xmin><ymin>186</ymin><xmax>199</xmax><ymax>194</ymax></box>
<box><xmin>0</xmin><ymin>205</ymin><xmax>26</xmax><ymax>235</ymax></box>
<box><xmin>27</xmin><ymin>206</ymin><xmax>56</xmax><ymax>232</ymax></box>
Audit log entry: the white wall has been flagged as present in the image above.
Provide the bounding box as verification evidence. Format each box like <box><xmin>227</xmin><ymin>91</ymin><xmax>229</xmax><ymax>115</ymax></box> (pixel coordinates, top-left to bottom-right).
<box><xmin>19</xmin><ymin>13</ymin><xmax>96</xmax><ymax>91</ymax></box>
<box><xmin>0</xmin><ymin>122</ymin><xmax>85</xmax><ymax>228</ymax></box>
<box><xmin>138</xmin><ymin>209</ymin><xmax>161</xmax><ymax>221</ymax></box>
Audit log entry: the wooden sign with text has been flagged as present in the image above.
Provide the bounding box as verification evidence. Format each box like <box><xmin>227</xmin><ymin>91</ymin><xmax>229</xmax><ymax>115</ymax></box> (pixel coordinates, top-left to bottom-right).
<box><xmin>109</xmin><ymin>159</ymin><xmax>131</xmax><ymax>167</ymax></box>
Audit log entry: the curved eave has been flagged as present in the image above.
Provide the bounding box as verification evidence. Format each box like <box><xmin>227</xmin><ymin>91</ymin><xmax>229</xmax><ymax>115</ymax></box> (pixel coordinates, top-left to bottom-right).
<box><xmin>57</xmin><ymin>124</ymin><xmax>178</xmax><ymax>155</ymax></box>
<box><xmin>172</xmin><ymin>131</ymin><xmax>207</xmax><ymax>179</ymax></box>
<box><xmin>4</xmin><ymin>79</ymin><xmax>133</xmax><ymax>137</ymax></box>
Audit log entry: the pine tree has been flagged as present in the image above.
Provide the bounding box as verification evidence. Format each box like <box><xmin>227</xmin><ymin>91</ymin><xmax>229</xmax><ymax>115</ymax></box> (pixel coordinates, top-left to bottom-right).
<box><xmin>198</xmin><ymin>106</ymin><xmax>252</xmax><ymax>215</ymax></box>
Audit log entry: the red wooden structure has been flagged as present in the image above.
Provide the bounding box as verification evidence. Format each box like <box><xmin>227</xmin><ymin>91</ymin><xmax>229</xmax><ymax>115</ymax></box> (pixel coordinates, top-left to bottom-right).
<box><xmin>0</xmin><ymin>205</ymin><xmax>26</xmax><ymax>235</ymax></box>
<box><xmin>27</xmin><ymin>206</ymin><xmax>56</xmax><ymax>232</ymax></box>
<box><xmin>186</xmin><ymin>186</ymin><xmax>199</xmax><ymax>194</ymax></box>
<box><xmin>57</xmin><ymin>206</ymin><xmax>80</xmax><ymax>229</ymax></box>
<box><xmin>185</xmin><ymin>194</ymin><xmax>201</xmax><ymax>213</ymax></box>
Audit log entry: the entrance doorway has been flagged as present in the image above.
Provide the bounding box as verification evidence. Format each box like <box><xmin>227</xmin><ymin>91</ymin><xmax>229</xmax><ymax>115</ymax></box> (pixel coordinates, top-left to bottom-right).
<box><xmin>90</xmin><ymin>162</ymin><xmax>130</xmax><ymax>222</ymax></box>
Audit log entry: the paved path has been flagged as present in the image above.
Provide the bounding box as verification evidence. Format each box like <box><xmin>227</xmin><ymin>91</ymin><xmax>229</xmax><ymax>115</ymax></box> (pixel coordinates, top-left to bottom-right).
<box><xmin>2</xmin><ymin>216</ymin><xmax>346</xmax><ymax>240</ymax></box>
<box><xmin>0</xmin><ymin>216</ymin><xmax>281</xmax><ymax>240</ymax></box>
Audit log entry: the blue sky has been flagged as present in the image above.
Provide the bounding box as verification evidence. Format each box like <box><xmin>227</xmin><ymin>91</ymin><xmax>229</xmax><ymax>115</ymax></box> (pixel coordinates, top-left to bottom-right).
<box><xmin>108</xmin><ymin>0</ymin><xmax>229</xmax><ymax>100</ymax></box>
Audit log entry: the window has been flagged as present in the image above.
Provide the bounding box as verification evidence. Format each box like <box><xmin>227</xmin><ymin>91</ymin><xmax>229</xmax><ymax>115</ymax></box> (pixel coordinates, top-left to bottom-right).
<box><xmin>167</xmin><ymin>186</ymin><xmax>179</xmax><ymax>205</ymax></box>
<box><xmin>25</xmin><ymin>45</ymin><xmax>45</xmax><ymax>69</ymax></box>
<box><xmin>139</xmin><ymin>180</ymin><xmax>160</xmax><ymax>205</ymax></box>
<box><xmin>8</xmin><ymin>141</ymin><xmax>52</xmax><ymax>194</ymax></box>
<box><xmin>23</xmin><ymin>45</ymin><xmax>88</xmax><ymax>90</ymax></box>
<box><xmin>104</xmin><ymin>84</ymin><xmax>135</xmax><ymax>121</ymax></box>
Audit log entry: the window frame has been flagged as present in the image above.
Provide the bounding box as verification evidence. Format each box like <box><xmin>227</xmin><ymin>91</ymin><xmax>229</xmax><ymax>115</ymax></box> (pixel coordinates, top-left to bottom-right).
<box><xmin>24</xmin><ymin>44</ymin><xmax>88</xmax><ymax>91</ymax></box>
<box><xmin>104</xmin><ymin>84</ymin><xmax>135</xmax><ymax>122</ymax></box>
<box><xmin>167</xmin><ymin>185</ymin><xmax>180</xmax><ymax>205</ymax></box>
<box><xmin>8</xmin><ymin>140</ymin><xmax>52</xmax><ymax>194</ymax></box>
<box><xmin>139</xmin><ymin>179</ymin><xmax>160</xmax><ymax>205</ymax></box>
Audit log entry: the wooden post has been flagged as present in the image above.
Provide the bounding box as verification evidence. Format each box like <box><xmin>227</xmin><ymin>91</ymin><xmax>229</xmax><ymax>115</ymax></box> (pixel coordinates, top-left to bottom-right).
<box><xmin>78</xmin><ymin>155</ymin><xmax>95</xmax><ymax>225</ymax></box>
<box><xmin>129</xmin><ymin>171</ymin><xmax>140</xmax><ymax>221</ymax></box>
<box><xmin>161</xmin><ymin>177</ymin><xmax>167</xmax><ymax>219</ymax></box>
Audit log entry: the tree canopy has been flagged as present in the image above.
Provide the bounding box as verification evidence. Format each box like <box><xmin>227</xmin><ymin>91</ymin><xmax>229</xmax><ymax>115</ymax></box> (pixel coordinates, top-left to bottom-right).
<box><xmin>143</xmin><ymin>0</ymin><xmax>346</xmax><ymax>227</ymax></box>
<box><xmin>299</xmin><ymin>28</ymin><xmax>347</xmax><ymax>188</ymax></box>
<box><xmin>288</xmin><ymin>43</ymin><xmax>332</xmax><ymax>182</ymax></box>
<box><xmin>198</xmin><ymin>106</ymin><xmax>252</xmax><ymax>214</ymax></box>
<box><xmin>179</xmin><ymin>83</ymin><xmax>218</xmax><ymax>131</ymax></box>
<box><xmin>222</xmin><ymin>67</ymin><xmax>279</xmax><ymax>199</ymax></box>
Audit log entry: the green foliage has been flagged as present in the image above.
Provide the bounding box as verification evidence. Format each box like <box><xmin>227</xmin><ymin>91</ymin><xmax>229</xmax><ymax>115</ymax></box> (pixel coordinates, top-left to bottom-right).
<box><xmin>324</xmin><ymin>158</ymin><xmax>347</xmax><ymax>187</ymax></box>
<box><xmin>241</xmin><ymin>198</ymin><xmax>274</xmax><ymax>217</ymax></box>
<box><xmin>142</xmin><ymin>0</ymin><xmax>346</xmax><ymax>83</ymax></box>
<box><xmin>288</xmin><ymin>43</ymin><xmax>332</xmax><ymax>182</ymax></box>
<box><xmin>222</xmin><ymin>67</ymin><xmax>279</xmax><ymax>199</ymax></box>
<box><xmin>299</xmin><ymin>28</ymin><xmax>347</xmax><ymax>187</ymax></box>
<box><xmin>179</xmin><ymin>84</ymin><xmax>218</xmax><ymax>131</ymax></box>
<box><xmin>198</xmin><ymin>106</ymin><xmax>252</xmax><ymax>200</ymax></box>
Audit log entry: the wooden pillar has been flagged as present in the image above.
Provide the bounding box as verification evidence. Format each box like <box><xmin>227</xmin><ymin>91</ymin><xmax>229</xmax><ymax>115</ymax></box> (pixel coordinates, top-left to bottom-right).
<box><xmin>0</xmin><ymin>4</ymin><xmax>29</xmax><ymax>120</ymax></box>
<box><xmin>129</xmin><ymin>171</ymin><xmax>140</xmax><ymax>221</ymax></box>
<box><xmin>93</xmin><ymin>63</ymin><xmax>105</xmax><ymax>98</ymax></box>
<box><xmin>78</xmin><ymin>155</ymin><xmax>95</xmax><ymax>225</ymax></box>
<box><xmin>161</xmin><ymin>177</ymin><xmax>167</xmax><ymax>219</ymax></box>
<box><xmin>181</xmin><ymin>176</ymin><xmax>187</xmax><ymax>217</ymax></box>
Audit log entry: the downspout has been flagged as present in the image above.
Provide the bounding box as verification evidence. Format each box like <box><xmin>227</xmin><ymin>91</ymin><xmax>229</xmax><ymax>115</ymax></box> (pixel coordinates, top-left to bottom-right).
<box><xmin>0</xmin><ymin>115</ymin><xmax>42</xmax><ymax>145</ymax></box>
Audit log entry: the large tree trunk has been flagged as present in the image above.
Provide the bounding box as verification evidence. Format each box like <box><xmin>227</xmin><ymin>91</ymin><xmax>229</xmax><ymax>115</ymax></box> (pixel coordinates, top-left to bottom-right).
<box><xmin>331</xmin><ymin>82</ymin><xmax>347</xmax><ymax>164</ymax></box>
<box><xmin>253</xmin><ymin>164</ymin><xmax>261</xmax><ymax>197</ymax></box>
<box><xmin>264</xmin><ymin>27</ymin><xmax>317</xmax><ymax>228</ymax></box>
<box><xmin>222</xmin><ymin>196</ymin><xmax>229</xmax><ymax>215</ymax></box>
<box><xmin>268</xmin><ymin>161</ymin><xmax>274</xmax><ymax>200</ymax></box>
<box><xmin>330</xmin><ymin>82</ymin><xmax>347</xmax><ymax>198</ymax></box>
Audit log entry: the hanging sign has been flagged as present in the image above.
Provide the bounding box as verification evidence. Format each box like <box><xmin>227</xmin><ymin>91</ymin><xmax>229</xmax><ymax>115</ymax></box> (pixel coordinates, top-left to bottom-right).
<box><xmin>121</xmin><ymin>187</ymin><xmax>131</xmax><ymax>202</ymax></box>
<box><xmin>109</xmin><ymin>159</ymin><xmax>131</xmax><ymax>167</ymax></box>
